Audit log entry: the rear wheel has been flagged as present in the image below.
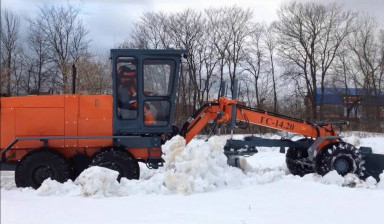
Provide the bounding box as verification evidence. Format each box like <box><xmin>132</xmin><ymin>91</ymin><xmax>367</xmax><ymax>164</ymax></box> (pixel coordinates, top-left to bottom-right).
<box><xmin>15</xmin><ymin>150</ymin><xmax>71</xmax><ymax>189</ymax></box>
<box><xmin>89</xmin><ymin>148</ymin><xmax>140</xmax><ymax>180</ymax></box>
<box><xmin>286</xmin><ymin>139</ymin><xmax>314</xmax><ymax>176</ymax></box>
<box><xmin>315</xmin><ymin>142</ymin><xmax>364</xmax><ymax>177</ymax></box>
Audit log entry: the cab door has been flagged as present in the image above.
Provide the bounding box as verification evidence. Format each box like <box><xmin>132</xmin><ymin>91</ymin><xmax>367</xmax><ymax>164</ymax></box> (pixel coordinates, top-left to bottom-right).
<box><xmin>111</xmin><ymin>49</ymin><xmax>186</xmax><ymax>136</ymax></box>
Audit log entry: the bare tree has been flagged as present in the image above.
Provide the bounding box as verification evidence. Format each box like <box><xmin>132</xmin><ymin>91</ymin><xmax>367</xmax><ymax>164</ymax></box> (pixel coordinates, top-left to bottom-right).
<box><xmin>167</xmin><ymin>9</ymin><xmax>206</xmax><ymax>109</ymax></box>
<box><xmin>263</xmin><ymin>23</ymin><xmax>278</xmax><ymax>112</ymax></box>
<box><xmin>77</xmin><ymin>57</ymin><xmax>111</xmax><ymax>94</ymax></box>
<box><xmin>347</xmin><ymin>15</ymin><xmax>384</xmax><ymax>130</ymax></box>
<box><xmin>1</xmin><ymin>9</ymin><xmax>21</xmax><ymax>96</ymax></box>
<box><xmin>331</xmin><ymin>46</ymin><xmax>354</xmax><ymax>120</ymax></box>
<box><xmin>123</xmin><ymin>12</ymin><xmax>171</xmax><ymax>49</ymax></box>
<box><xmin>36</xmin><ymin>4</ymin><xmax>90</xmax><ymax>93</ymax></box>
<box><xmin>11</xmin><ymin>51</ymin><xmax>25</xmax><ymax>96</ymax></box>
<box><xmin>24</xmin><ymin>17</ymin><xmax>53</xmax><ymax>94</ymax></box>
<box><xmin>349</xmin><ymin>16</ymin><xmax>383</xmax><ymax>97</ymax></box>
<box><xmin>224</xmin><ymin>7</ymin><xmax>253</xmax><ymax>93</ymax></box>
<box><xmin>205</xmin><ymin>8</ymin><xmax>231</xmax><ymax>97</ymax></box>
<box><xmin>242</xmin><ymin>23</ymin><xmax>265</xmax><ymax>108</ymax></box>
<box><xmin>275</xmin><ymin>1</ymin><xmax>355</xmax><ymax>121</ymax></box>
<box><xmin>115</xmin><ymin>4</ymin><xmax>383</xmax><ymax>132</ymax></box>
<box><xmin>317</xmin><ymin>4</ymin><xmax>356</xmax><ymax>119</ymax></box>
<box><xmin>202</xmin><ymin>41</ymin><xmax>219</xmax><ymax>102</ymax></box>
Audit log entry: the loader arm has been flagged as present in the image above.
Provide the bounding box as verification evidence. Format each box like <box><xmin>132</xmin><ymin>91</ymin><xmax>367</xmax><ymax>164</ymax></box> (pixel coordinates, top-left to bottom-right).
<box><xmin>180</xmin><ymin>97</ymin><xmax>338</xmax><ymax>146</ymax></box>
<box><xmin>234</xmin><ymin>104</ymin><xmax>338</xmax><ymax>139</ymax></box>
<box><xmin>180</xmin><ymin>103</ymin><xmax>221</xmax><ymax>143</ymax></box>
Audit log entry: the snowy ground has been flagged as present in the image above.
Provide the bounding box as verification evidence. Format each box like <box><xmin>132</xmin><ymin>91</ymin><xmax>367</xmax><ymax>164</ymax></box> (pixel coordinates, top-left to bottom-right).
<box><xmin>1</xmin><ymin>132</ymin><xmax>384</xmax><ymax>224</ymax></box>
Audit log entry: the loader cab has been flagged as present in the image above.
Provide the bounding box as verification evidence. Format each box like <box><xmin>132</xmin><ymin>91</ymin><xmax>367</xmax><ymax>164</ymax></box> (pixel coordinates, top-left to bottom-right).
<box><xmin>111</xmin><ymin>49</ymin><xmax>187</xmax><ymax>137</ymax></box>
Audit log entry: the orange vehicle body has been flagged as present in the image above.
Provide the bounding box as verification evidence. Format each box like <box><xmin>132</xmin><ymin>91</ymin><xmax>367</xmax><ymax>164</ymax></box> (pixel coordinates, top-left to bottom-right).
<box><xmin>1</xmin><ymin>94</ymin><xmax>336</xmax><ymax>164</ymax></box>
<box><xmin>0</xmin><ymin>94</ymin><xmax>158</xmax><ymax>162</ymax></box>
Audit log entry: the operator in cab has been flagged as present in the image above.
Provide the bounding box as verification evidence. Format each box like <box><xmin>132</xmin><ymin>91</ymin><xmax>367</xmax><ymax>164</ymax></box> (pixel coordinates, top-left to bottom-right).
<box><xmin>117</xmin><ymin>65</ymin><xmax>154</xmax><ymax>124</ymax></box>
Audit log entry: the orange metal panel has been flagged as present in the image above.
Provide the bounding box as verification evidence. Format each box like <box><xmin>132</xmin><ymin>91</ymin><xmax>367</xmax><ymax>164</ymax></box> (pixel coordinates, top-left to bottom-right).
<box><xmin>1</xmin><ymin>96</ymin><xmax>66</xmax><ymax>150</ymax></box>
<box><xmin>79</xmin><ymin>95</ymin><xmax>112</xmax><ymax>118</ymax></box>
<box><xmin>14</xmin><ymin>107</ymin><xmax>65</xmax><ymax>149</ymax></box>
<box><xmin>77</xmin><ymin>118</ymin><xmax>112</xmax><ymax>136</ymax></box>
<box><xmin>15</xmin><ymin>107</ymin><xmax>65</xmax><ymax>136</ymax></box>
<box><xmin>1</xmin><ymin>94</ymin><xmax>115</xmax><ymax>160</ymax></box>
<box><xmin>64</xmin><ymin>95</ymin><xmax>79</xmax><ymax>148</ymax></box>
<box><xmin>78</xmin><ymin>95</ymin><xmax>113</xmax><ymax>148</ymax></box>
<box><xmin>77</xmin><ymin>118</ymin><xmax>113</xmax><ymax>148</ymax></box>
<box><xmin>0</xmin><ymin>107</ymin><xmax>16</xmax><ymax>149</ymax></box>
<box><xmin>1</xmin><ymin>95</ymin><xmax>65</xmax><ymax>108</ymax></box>
<box><xmin>128</xmin><ymin>148</ymin><xmax>150</xmax><ymax>160</ymax></box>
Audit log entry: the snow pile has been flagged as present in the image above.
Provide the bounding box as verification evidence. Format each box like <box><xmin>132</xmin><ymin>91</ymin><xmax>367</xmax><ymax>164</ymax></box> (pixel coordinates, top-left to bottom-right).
<box><xmin>36</xmin><ymin>167</ymin><xmax>123</xmax><ymax>197</ymax></box>
<box><xmin>3</xmin><ymin>133</ymin><xmax>383</xmax><ymax>197</ymax></box>
<box><xmin>33</xmin><ymin>135</ymin><xmax>248</xmax><ymax>197</ymax></box>
<box><xmin>316</xmin><ymin>171</ymin><xmax>346</xmax><ymax>186</ymax></box>
<box><xmin>161</xmin><ymin>135</ymin><xmax>245</xmax><ymax>194</ymax></box>
<box><xmin>37</xmin><ymin>179</ymin><xmax>80</xmax><ymax>196</ymax></box>
<box><xmin>75</xmin><ymin>166</ymin><xmax>122</xmax><ymax>197</ymax></box>
<box><xmin>302</xmin><ymin>171</ymin><xmax>379</xmax><ymax>189</ymax></box>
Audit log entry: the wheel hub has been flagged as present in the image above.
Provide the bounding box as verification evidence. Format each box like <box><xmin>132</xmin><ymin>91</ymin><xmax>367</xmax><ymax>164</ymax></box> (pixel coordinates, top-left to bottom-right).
<box><xmin>33</xmin><ymin>166</ymin><xmax>53</xmax><ymax>184</ymax></box>
<box><xmin>333</xmin><ymin>156</ymin><xmax>353</xmax><ymax>176</ymax></box>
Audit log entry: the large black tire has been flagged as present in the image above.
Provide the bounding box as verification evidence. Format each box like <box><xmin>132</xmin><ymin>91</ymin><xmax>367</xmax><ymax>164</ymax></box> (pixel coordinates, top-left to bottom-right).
<box><xmin>286</xmin><ymin>138</ymin><xmax>314</xmax><ymax>176</ymax></box>
<box><xmin>315</xmin><ymin>142</ymin><xmax>364</xmax><ymax>177</ymax></box>
<box><xmin>70</xmin><ymin>154</ymin><xmax>91</xmax><ymax>180</ymax></box>
<box><xmin>15</xmin><ymin>150</ymin><xmax>71</xmax><ymax>189</ymax></box>
<box><xmin>89</xmin><ymin>148</ymin><xmax>140</xmax><ymax>180</ymax></box>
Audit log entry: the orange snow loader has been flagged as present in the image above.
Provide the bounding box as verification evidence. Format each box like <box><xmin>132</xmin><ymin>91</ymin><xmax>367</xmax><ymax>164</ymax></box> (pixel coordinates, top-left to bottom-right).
<box><xmin>1</xmin><ymin>49</ymin><xmax>383</xmax><ymax>189</ymax></box>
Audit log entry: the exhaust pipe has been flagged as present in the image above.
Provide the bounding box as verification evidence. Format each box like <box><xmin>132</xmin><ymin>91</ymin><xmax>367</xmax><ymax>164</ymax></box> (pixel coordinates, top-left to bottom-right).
<box><xmin>72</xmin><ymin>64</ymin><xmax>77</xmax><ymax>94</ymax></box>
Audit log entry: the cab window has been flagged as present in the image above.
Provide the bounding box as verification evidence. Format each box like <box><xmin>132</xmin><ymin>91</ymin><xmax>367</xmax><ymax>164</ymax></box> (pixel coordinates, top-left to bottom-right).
<box><xmin>143</xmin><ymin>59</ymin><xmax>175</xmax><ymax>126</ymax></box>
<box><xmin>143</xmin><ymin>100</ymin><xmax>171</xmax><ymax>126</ymax></box>
<box><xmin>143</xmin><ymin>59</ymin><xmax>175</xmax><ymax>96</ymax></box>
<box><xmin>116</xmin><ymin>57</ymin><xmax>137</xmax><ymax>120</ymax></box>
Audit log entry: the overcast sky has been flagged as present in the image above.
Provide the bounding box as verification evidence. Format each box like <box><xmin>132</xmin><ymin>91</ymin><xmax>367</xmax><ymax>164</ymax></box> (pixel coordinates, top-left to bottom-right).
<box><xmin>2</xmin><ymin>0</ymin><xmax>384</xmax><ymax>57</ymax></box>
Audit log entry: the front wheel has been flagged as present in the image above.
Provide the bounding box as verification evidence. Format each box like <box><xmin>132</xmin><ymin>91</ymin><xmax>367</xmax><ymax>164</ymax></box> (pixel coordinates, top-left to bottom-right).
<box><xmin>15</xmin><ymin>150</ymin><xmax>71</xmax><ymax>189</ymax></box>
<box><xmin>315</xmin><ymin>142</ymin><xmax>364</xmax><ymax>177</ymax></box>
